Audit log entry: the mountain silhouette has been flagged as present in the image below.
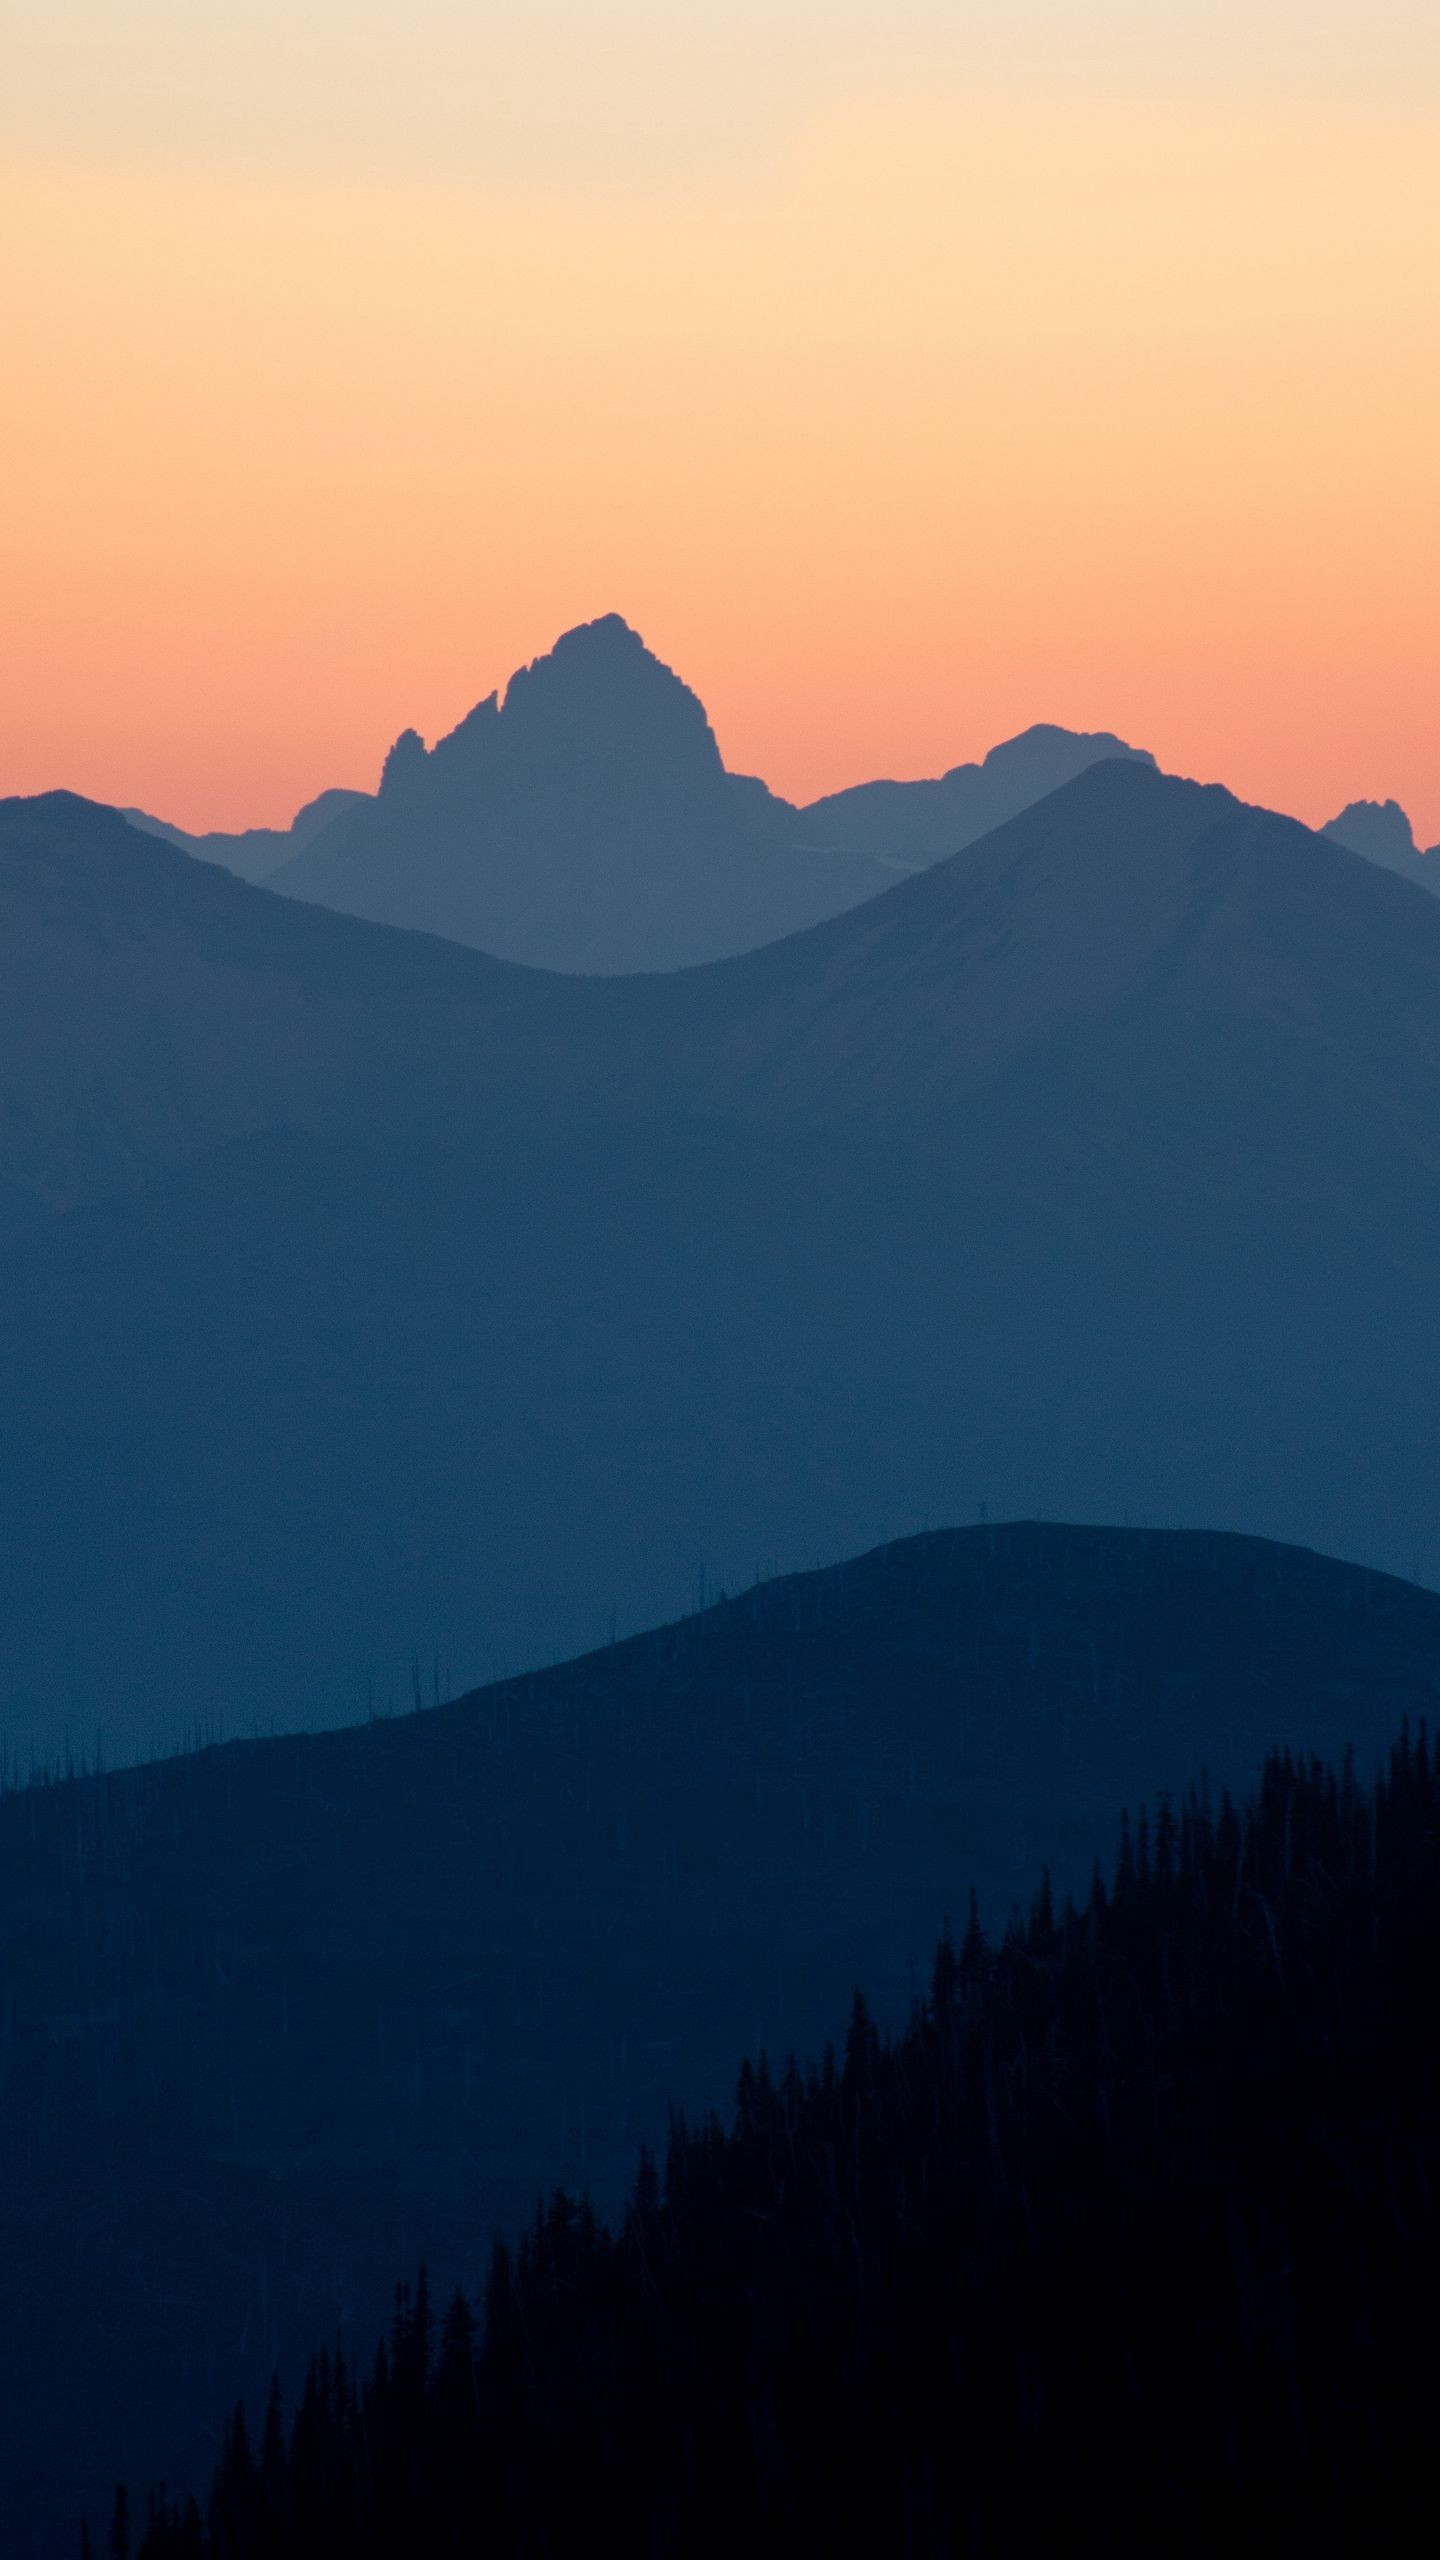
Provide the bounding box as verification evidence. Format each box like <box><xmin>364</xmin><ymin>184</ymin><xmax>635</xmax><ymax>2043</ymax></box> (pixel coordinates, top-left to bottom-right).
<box><xmin>4</xmin><ymin>1521</ymin><xmax>1439</xmax><ymax>2554</ymax></box>
<box><xmin>1323</xmin><ymin>794</ymin><xmax>1439</xmax><ymax>892</ymax></box>
<box><xmin>796</xmin><ymin>717</ymin><xmax>1155</xmax><ymax>859</ymax></box>
<box><xmin>266</xmin><ymin>615</ymin><xmax>893</xmax><ymax>968</ymax></box>
<box><xmin>0</xmin><ymin>790</ymin><xmax>537</xmax><ymax>1251</ymax></box>
<box><xmin>126</xmin><ymin>785</ymin><xmax>368</xmax><ymax>884</ymax></box>
<box><xmin>5</xmin><ymin>758</ymin><xmax>1440</xmax><ymax>1766</ymax></box>
<box><xmin>130</xmin><ymin>617</ymin><xmax>1154</xmax><ymax>969</ymax></box>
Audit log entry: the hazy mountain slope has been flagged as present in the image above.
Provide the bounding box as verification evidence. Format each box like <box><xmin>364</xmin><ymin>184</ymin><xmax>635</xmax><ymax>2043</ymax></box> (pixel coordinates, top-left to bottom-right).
<box><xmin>0</xmin><ymin>788</ymin><xmax>607</xmax><ymax>1248</ymax></box>
<box><xmin>1323</xmin><ymin>794</ymin><xmax>1439</xmax><ymax>891</ymax></box>
<box><xmin>125</xmin><ymin>787</ymin><xmax>370</xmax><ymax>884</ymax></box>
<box><xmin>4</xmin><ymin>1522</ymin><xmax>1438</xmax><ymax>2554</ymax></box>
<box><xmin>7</xmin><ymin>759</ymin><xmax>1440</xmax><ymax>1762</ymax></box>
<box><xmin>621</xmin><ymin>752</ymin><xmax>1440</xmax><ymax>1106</ymax></box>
<box><xmin>795</xmin><ymin>717</ymin><xmax>1154</xmax><ymax>859</ymax></box>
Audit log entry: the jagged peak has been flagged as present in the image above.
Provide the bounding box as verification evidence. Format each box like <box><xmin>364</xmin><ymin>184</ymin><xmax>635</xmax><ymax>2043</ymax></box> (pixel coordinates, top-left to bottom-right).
<box><xmin>523</xmin><ymin>609</ymin><xmax>645</xmax><ymax>663</ymax></box>
<box><xmin>1326</xmin><ymin>796</ymin><xmax>1417</xmax><ymax>852</ymax></box>
<box><xmin>501</xmin><ymin>614</ymin><xmax>704</xmax><ymax>715</ymax></box>
<box><xmin>1322</xmin><ymin>796</ymin><xmax>1435</xmax><ymax>884</ymax></box>
<box><xmin>426</xmin><ymin>615</ymin><xmax>726</xmax><ymax>789</ymax></box>
<box><xmin>378</xmin><ymin>729</ymin><xmax>430</xmax><ymax>798</ymax></box>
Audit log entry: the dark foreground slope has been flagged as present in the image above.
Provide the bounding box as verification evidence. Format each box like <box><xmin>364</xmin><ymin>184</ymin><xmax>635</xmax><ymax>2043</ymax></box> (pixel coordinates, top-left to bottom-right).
<box><xmin>8</xmin><ymin>758</ymin><xmax>1440</xmax><ymax>1763</ymax></box>
<box><xmin>141</xmin><ymin>1729</ymin><xmax>1440</xmax><ymax>2560</ymax></box>
<box><xmin>5</xmin><ymin>1525</ymin><xmax>1440</xmax><ymax>2551</ymax></box>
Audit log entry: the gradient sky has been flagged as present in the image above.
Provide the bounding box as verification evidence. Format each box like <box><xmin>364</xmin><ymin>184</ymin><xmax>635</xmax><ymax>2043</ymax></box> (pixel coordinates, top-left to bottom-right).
<box><xmin>4</xmin><ymin>2</ymin><xmax>1439</xmax><ymax>836</ymax></box>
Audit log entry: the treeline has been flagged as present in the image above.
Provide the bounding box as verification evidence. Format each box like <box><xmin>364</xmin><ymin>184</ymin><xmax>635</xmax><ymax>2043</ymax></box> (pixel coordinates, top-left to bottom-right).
<box><xmin>130</xmin><ymin>1733</ymin><xmax>1440</xmax><ymax>2558</ymax></box>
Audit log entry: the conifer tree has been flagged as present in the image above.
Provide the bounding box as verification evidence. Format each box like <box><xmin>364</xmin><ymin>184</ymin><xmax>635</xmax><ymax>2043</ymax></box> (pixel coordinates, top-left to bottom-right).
<box><xmin>132</xmin><ymin>1736</ymin><xmax>1440</xmax><ymax>2560</ymax></box>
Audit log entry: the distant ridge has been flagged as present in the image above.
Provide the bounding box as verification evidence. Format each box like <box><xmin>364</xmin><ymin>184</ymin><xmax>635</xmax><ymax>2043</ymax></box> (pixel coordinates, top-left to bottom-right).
<box><xmin>126</xmin><ymin>615</ymin><xmax>1155</xmax><ymax>969</ymax></box>
<box><xmin>1324</xmin><ymin>795</ymin><xmax>1439</xmax><ymax>892</ymax></box>
<box><xmin>125</xmin><ymin>785</ymin><xmax>368</xmax><ymax>884</ymax></box>
<box><xmin>796</xmin><ymin>718</ymin><xmax>1156</xmax><ymax>860</ymax></box>
<box><xmin>112</xmin><ymin>618</ymin><xmax>1440</xmax><ymax>952</ymax></box>
<box><xmin>262</xmin><ymin>613</ymin><xmax>893</xmax><ymax>968</ymax></box>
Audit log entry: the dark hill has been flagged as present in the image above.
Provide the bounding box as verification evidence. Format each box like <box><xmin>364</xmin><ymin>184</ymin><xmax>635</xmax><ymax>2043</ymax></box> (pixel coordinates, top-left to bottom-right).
<box><xmin>137</xmin><ymin>1727</ymin><xmax>1440</xmax><ymax>2560</ymax></box>
<box><xmin>7</xmin><ymin>760</ymin><xmax>1440</xmax><ymax>1761</ymax></box>
<box><xmin>4</xmin><ymin>1525</ymin><xmax>1440</xmax><ymax>2549</ymax></box>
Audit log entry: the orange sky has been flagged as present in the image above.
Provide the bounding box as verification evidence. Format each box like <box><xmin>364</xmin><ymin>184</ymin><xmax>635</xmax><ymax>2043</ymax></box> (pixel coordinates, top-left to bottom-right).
<box><xmin>3</xmin><ymin>78</ymin><xmax>1438</xmax><ymax>839</ymax></box>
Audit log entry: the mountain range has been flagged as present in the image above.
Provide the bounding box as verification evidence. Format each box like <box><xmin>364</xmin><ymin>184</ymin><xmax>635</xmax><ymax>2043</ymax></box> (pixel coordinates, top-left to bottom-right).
<box><xmin>126</xmin><ymin>783</ymin><xmax>370</xmax><ymax>885</ymax></box>
<box><xmin>4</xmin><ymin>1521</ymin><xmax>1437</xmax><ymax>2553</ymax></box>
<box><xmin>123</xmin><ymin>614</ymin><xmax>1438</xmax><ymax>974</ymax></box>
<box><xmin>9</xmin><ymin>626</ymin><xmax>1440</xmax><ymax>2549</ymax></box>
<box><xmin>6</xmin><ymin>757</ymin><xmax>1440</xmax><ymax>1768</ymax></box>
<box><xmin>129</xmin><ymin>615</ymin><xmax>1156</xmax><ymax>970</ymax></box>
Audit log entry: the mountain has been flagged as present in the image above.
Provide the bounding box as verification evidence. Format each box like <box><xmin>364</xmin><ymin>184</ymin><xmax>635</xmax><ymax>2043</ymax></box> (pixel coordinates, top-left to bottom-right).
<box><xmin>796</xmin><ymin>717</ymin><xmax>1155</xmax><ymax>859</ymax></box>
<box><xmin>0</xmin><ymin>789</ymin><xmax>544</xmax><ymax>1251</ymax></box>
<box><xmin>7</xmin><ymin>757</ymin><xmax>1440</xmax><ymax>1766</ymax></box>
<box><xmin>124</xmin><ymin>617</ymin><xmax>1150</xmax><ymax>969</ymax></box>
<box><xmin>5</xmin><ymin>1522</ymin><xmax>1439</xmax><ymax>2553</ymax></box>
<box><xmin>266</xmin><ymin>616</ymin><xmax>894</xmax><ymax>969</ymax></box>
<box><xmin>126</xmin><ymin>786</ymin><xmax>369</xmax><ymax>884</ymax></box>
<box><xmin>1323</xmin><ymin>794</ymin><xmax>1439</xmax><ymax>892</ymax></box>
<box><xmin>127</xmin><ymin>651</ymin><xmax>1440</xmax><ymax>969</ymax></box>
<box><xmin>134</xmin><ymin>1730</ymin><xmax>1440</xmax><ymax>2560</ymax></box>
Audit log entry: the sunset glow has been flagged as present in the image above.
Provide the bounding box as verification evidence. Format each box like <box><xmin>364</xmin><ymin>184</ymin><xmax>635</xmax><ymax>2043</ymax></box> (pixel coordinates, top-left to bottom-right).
<box><xmin>4</xmin><ymin>10</ymin><xmax>1439</xmax><ymax>836</ymax></box>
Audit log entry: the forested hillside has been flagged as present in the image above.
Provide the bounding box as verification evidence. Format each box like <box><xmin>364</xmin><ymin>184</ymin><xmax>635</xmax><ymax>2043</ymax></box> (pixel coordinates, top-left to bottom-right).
<box><xmin>6</xmin><ymin>1523</ymin><xmax>1438</xmax><ymax>2551</ymax></box>
<box><xmin>134</xmin><ymin>1728</ymin><xmax>1440</xmax><ymax>2557</ymax></box>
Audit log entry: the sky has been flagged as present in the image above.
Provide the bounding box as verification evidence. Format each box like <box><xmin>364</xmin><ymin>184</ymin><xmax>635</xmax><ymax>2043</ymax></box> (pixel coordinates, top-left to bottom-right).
<box><xmin>3</xmin><ymin>1</ymin><xmax>1439</xmax><ymax>837</ymax></box>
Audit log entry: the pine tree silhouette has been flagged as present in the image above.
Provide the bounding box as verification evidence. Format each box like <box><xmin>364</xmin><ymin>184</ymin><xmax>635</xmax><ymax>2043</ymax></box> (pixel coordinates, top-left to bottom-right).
<box><xmin>133</xmin><ymin>1733</ymin><xmax>1440</xmax><ymax>2560</ymax></box>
